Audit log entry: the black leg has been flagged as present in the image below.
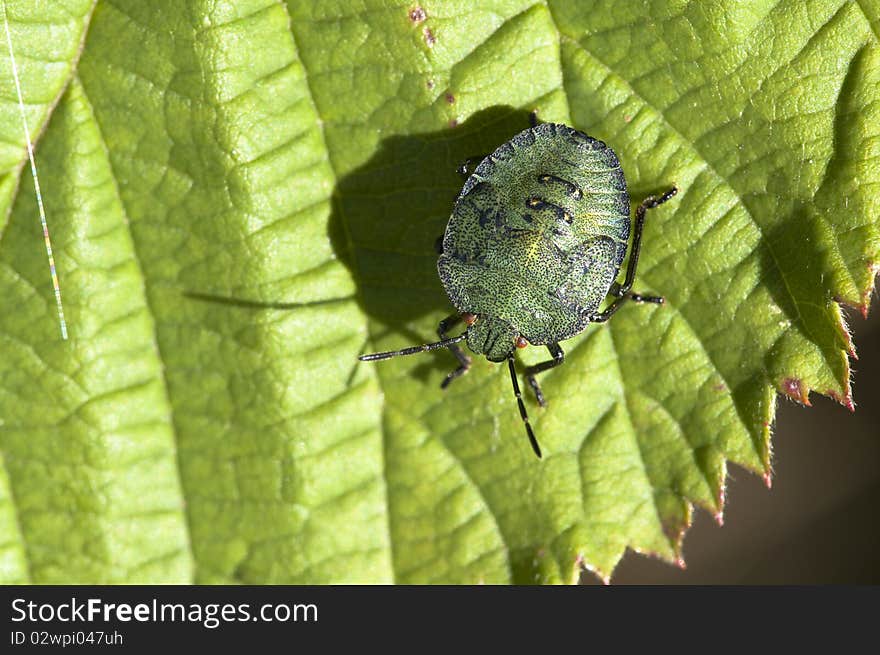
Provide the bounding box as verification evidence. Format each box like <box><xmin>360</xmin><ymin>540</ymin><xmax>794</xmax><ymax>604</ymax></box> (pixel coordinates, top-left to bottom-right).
<box><xmin>608</xmin><ymin>281</ymin><xmax>664</xmax><ymax>305</ymax></box>
<box><xmin>529</xmin><ymin>109</ymin><xmax>539</xmax><ymax>128</ymax></box>
<box><xmin>508</xmin><ymin>357</ymin><xmax>542</xmax><ymax>458</ymax></box>
<box><xmin>627</xmin><ymin>292</ymin><xmax>665</xmax><ymax>304</ymax></box>
<box><xmin>525</xmin><ymin>343</ymin><xmax>564</xmax><ymax>407</ymax></box>
<box><xmin>590</xmin><ymin>186</ymin><xmax>678</xmax><ymax>323</ymax></box>
<box><xmin>358</xmin><ymin>333</ymin><xmax>467</xmax><ymax>361</ymax></box>
<box><xmin>439</xmin><ymin>313</ymin><xmax>472</xmax><ymax>388</ymax></box>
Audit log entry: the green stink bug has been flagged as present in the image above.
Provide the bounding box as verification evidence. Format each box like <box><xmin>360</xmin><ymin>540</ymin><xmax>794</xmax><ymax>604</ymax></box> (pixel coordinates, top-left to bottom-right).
<box><xmin>359</xmin><ymin>115</ymin><xmax>677</xmax><ymax>458</ymax></box>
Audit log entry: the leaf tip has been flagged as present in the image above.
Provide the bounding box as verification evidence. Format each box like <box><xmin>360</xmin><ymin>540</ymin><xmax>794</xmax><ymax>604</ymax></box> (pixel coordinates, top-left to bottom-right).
<box><xmin>832</xmin><ymin>300</ymin><xmax>857</xmax><ymax>360</ymax></box>
<box><xmin>660</xmin><ymin>505</ymin><xmax>692</xmax><ymax>569</ymax></box>
<box><xmin>826</xmin><ymin>388</ymin><xmax>855</xmax><ymax>412</ymax></box>
<box><xmin>578</xmin><ymin>557</ymin><xmax>611</xmax><ymax>585</ymax></box>
<box><xmin>714</xmin><ymin>483</ymin><xmax>726</xmax><ymax>526</ymax></box>
<box><xmin>859</xmin><ymin>261</ymin><xmax>879</xmax><ymax>319</ymax></box>
<box><xmin>763</xmin><ymin>470</ymin><xmax>773</xmax><ymax>489</ymax></box>
<box><xmin>780</xmin><ymin>378</ymin><xmax>810</xmax><ymax>406</ymax></box>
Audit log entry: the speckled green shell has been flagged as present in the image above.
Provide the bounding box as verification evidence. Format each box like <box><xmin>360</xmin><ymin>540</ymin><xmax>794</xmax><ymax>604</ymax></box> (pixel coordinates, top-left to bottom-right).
<box><xmin>438</xmin><ymin>122</ymin><xmax>630</xmax><ymax>345</ymax></box>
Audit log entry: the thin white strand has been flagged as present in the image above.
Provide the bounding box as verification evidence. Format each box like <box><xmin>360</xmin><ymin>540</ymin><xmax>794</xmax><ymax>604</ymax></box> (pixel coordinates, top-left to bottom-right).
<box><xmin>3</xmin><ymin>4</ymin><xmax>68</xmax><ymax>339</ymax></box>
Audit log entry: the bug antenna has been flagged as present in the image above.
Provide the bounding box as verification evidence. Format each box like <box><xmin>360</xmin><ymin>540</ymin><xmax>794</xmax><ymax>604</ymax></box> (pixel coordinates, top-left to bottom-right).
<box><xmin>508</xmin><ymin>357</ymin><xmax>542</xmax><ymax>458</ymax></box>
<box><xmin>359</xmin><ymin>334</ymin><xmax>468</xmax><ymax>362</ymax></box>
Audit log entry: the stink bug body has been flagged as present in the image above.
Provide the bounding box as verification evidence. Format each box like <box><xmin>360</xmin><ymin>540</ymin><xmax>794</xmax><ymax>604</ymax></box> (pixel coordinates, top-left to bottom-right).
<box><xmin>360</xmin><ymin>116</ymin><xmax>677</xmax><ymax>458</ymax></box>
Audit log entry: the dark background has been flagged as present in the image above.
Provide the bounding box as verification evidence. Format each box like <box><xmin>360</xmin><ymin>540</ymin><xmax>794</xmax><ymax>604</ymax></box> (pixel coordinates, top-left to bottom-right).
<box><xmin>585</xmin><ymin>304</ymin><xmax>880</xmax><ymax>584</ymax></box>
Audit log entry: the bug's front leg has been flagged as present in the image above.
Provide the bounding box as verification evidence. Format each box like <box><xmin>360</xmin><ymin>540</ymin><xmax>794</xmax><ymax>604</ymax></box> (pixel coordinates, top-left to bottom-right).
<box><xmin>525</xmin><ymin>343</ymin><xmax>564</xmax><ymax>407</ymax></box>
<box><xmin>439</xmin><ymin>313</ymin><xmax>472</xmax><ymax>389</ymax></box>
<box><xmin>529</xmin><ymin>109</ymin><xmax>539</xmax><ymax>128</ymax></box>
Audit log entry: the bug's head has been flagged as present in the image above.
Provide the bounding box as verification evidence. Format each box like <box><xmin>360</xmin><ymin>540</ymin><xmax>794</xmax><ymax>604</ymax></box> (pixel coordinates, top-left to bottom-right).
<box><xmin>466</xmin><ymin>315</ymin><xmax>518</xmax><ymax>362</ymax></box>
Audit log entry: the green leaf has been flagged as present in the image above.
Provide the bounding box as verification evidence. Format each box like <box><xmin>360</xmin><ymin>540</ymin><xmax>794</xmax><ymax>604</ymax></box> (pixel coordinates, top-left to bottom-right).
<box><xmin>0</xmin><ymin>0</ymin><xmax>877</xmax><ymax>584</ymax></box>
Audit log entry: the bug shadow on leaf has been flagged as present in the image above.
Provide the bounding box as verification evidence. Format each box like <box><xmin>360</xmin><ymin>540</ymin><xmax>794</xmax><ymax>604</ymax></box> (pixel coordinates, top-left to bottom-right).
<box><xmin>328</xmin><ymin>105</ymin><xmax>535</xmax><ymax>378</ymax></box>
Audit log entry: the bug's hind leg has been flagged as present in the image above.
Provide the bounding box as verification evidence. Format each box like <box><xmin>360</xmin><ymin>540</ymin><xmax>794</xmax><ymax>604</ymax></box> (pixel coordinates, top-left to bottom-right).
<box><xmin>626</xmin><ymin>291</ymin><xmax>665</xmax><ymax>304</ymax></box>
<box><xmin>524</xmin><ymin>343</ymin><xmax>564</xmax><ymax>407</ymax></box>
<box><xmin>608</xmin><ymin>282</ymin><xmax>664</xmax><ymax>305</ymax></box>
<box><xmin>439</xmin><ymin>313</ymin><xmax>472</xmax><ymax>389</ymax></box>
<box><xmin>591</xmin><ymin>187</ymin><xmax>678</xmax><ymax>323</ymax></box>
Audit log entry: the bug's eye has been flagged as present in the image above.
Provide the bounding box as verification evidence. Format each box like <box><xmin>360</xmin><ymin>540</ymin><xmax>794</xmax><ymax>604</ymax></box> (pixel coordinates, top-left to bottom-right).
<box><xmin>515</xmin><ymin>336</ymin><xmax>528</xmax><ymax>349</ymax></box>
